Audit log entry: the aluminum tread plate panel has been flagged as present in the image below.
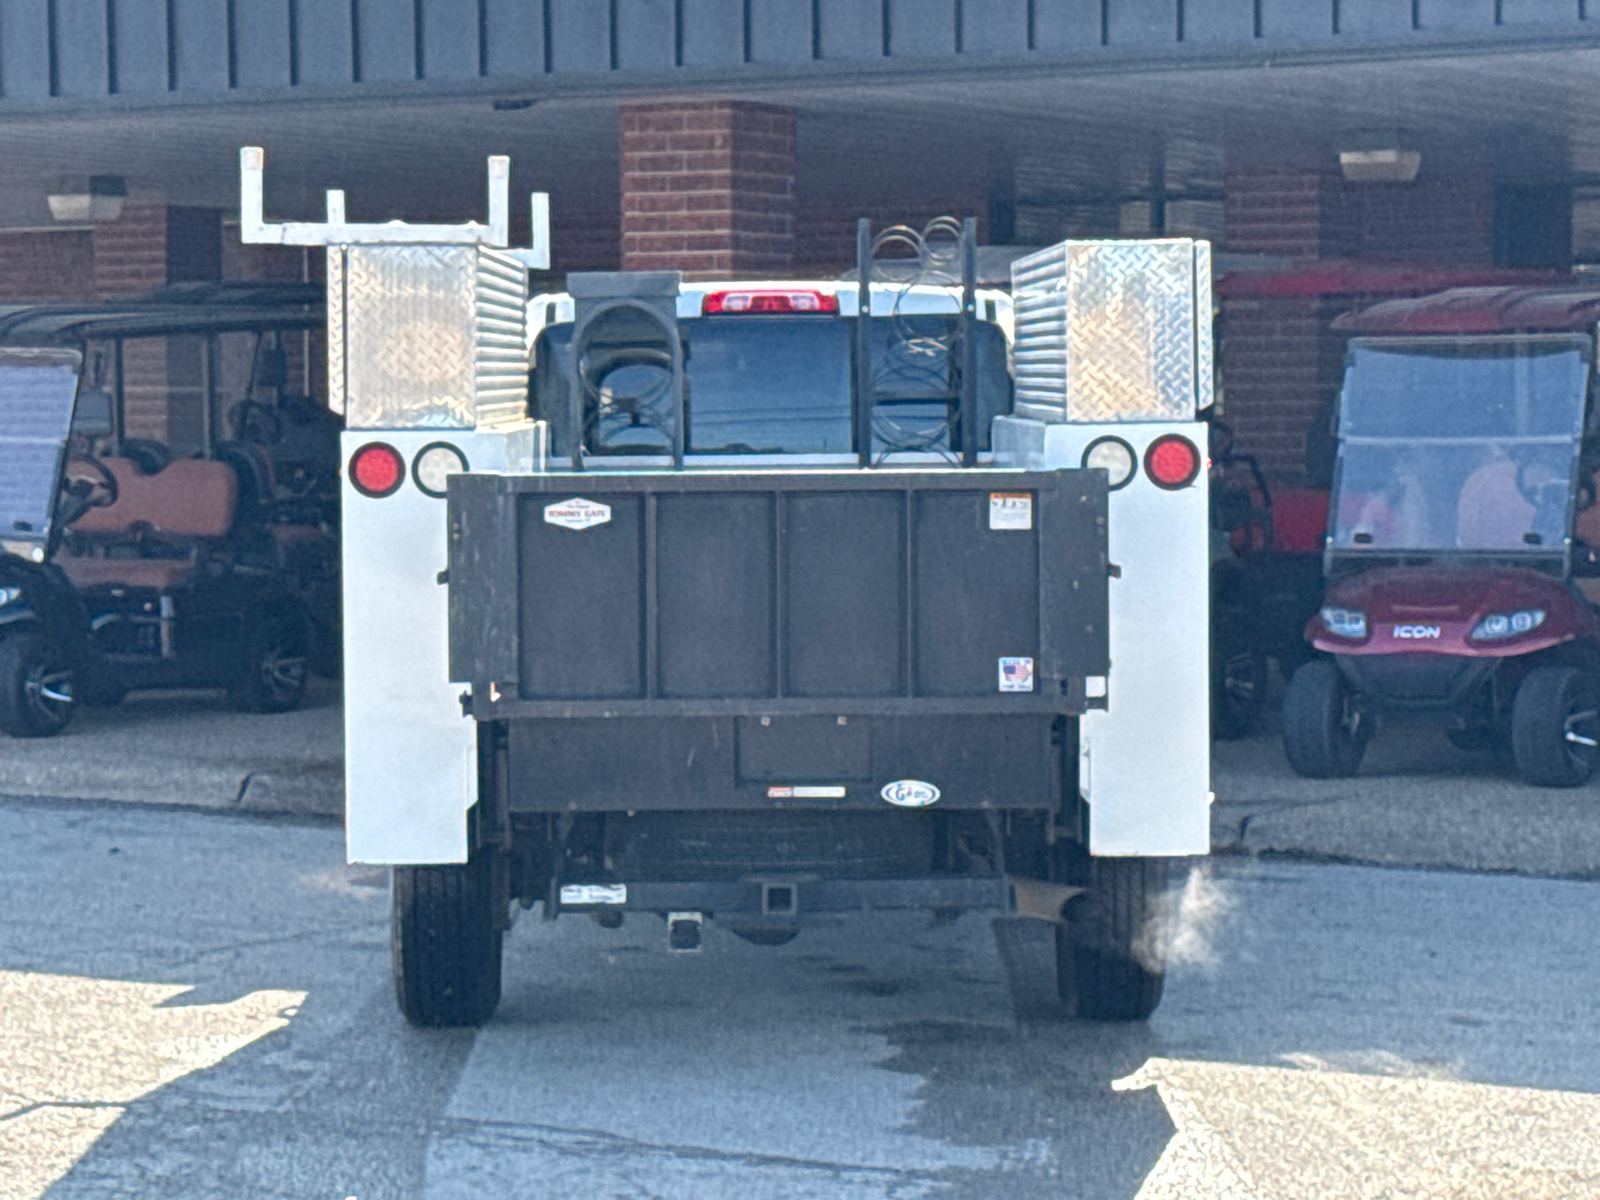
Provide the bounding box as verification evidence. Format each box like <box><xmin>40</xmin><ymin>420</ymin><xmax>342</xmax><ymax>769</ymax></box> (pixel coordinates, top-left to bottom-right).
<box><xmin>1011</xmin><ymin>238</ymin><xmax>1207</xmax><ymax>424</ymax></box>
<box><xmin>341</xmin><ymin>245</ymin><xmax>529</xmax><ymax>430</ymax></box>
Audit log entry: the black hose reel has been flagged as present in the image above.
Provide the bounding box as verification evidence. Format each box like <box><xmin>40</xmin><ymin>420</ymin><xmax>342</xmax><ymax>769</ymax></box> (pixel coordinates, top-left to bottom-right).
<box><xmin>565</xmin><ymin>271</ymin><xmax>684</xmax><ymax>468</ymax></box>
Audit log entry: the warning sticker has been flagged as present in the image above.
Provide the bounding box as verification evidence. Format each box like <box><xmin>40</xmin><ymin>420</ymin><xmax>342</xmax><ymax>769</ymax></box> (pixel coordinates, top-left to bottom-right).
<box><xmin>998</xmin><ymin>656</ymin><xmax>1035</xmax><ymax>693</ymax></box>
<box><xmin>989</xmin><ymin>492</ymin><xmax>1033</xmax><ymax>531</ymax></box>
<box><xmin>544</xmin><ymin>497</ymin><xmax>612</xmax><ymax>531</ymax></box>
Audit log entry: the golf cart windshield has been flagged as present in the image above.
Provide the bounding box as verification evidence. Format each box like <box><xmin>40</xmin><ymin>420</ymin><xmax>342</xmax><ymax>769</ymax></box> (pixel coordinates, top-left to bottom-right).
<box><xmin>1329</xmin><ymin>337</ymin><xmax>1589</xmax><ymax>559</ymax></box>
<box><xmin>0</xmin><ymin>349</ymin><xmax>82</xmax><ymax>553</ymax></box>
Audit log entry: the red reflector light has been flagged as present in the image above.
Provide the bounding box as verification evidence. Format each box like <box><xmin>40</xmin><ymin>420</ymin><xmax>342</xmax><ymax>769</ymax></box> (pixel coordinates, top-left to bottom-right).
<box><xmin>1144</xmin><ymin>434</ymin><xmax>1201</xmax><ymax>490</ymax></box>
<box><xmin>349</xmin><ymin>442</ymin><xmax>405</xmax><ymax>497</ymax></box>
<box><xmin>702</xmin><ymin>289</ymin><xmax>839</xmax><ymax>315</ymax></box>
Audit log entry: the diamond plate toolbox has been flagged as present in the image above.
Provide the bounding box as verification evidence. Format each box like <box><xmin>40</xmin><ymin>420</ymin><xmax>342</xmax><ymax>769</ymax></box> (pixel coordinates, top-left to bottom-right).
<box><xmin>329</xmin><ymin>244</ymin><xmax>528</xmax><ymax>429</ymax></box>
<box><xmin>1010</xmin><ymin>239</ymin><xmax>1212</xmax><ymax>424</ymax></box>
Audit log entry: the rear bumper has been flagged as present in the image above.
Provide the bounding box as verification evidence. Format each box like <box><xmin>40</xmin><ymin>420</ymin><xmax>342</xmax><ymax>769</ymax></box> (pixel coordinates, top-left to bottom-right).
<box><xmin>552</xmin><ymin>874</ymin><xmax>1013</xmax><ymax>919</ymax></box>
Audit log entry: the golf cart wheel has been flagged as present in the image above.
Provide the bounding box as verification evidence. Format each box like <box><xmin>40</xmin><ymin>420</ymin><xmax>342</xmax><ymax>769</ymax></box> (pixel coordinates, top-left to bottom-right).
<box><xmin>1281</xmin><ymin>659</ymin><xmax>1370</xmax><ymax>779</ymax></box>
<box><xmin>1213</xmin><ymin>640</ymin><xmax>1267</xmax><ymax>740</ymax></box>
<box><xmin>230</xmin><ymin>607</ymin><xmax>310</xmax><ymax>713</ymax></box>
<box><xmin>1057</xmin><ymin>855</ymin><xmax>1170</xmax><ymax>1022</ymax></box>
<box><xmin>0</xmin><ymin>632</ymin><xmax>76</xmax><ymax>738</ymax></box>
<box><xmin>392</xmin><ymin>852</ymin><xmax>504</xmax><ymax>1027</ymax></box>
<box><xmin>1511</xmin><ymin>666</ymin><xmax>1599</xmax><ymax>788</ymax></box>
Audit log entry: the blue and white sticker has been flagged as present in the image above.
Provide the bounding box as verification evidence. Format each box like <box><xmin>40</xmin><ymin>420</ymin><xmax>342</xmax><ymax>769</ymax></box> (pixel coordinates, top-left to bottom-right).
<box><xmin>881</xmin><ymin>779</ymin><xmax>941</xmax><ymax>807</ymax></box>
<box><xmin>998</xmin><ymin>656</ymin><xmax>1035</xmax><ymax>692</ymax></box>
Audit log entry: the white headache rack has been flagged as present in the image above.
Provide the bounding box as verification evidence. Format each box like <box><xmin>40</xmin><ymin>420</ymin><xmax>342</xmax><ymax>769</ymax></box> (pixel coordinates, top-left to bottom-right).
<box><xmin>237</xmin><ymin>146</ymin><xmax>551</xmax><ymax>429</ymax></box>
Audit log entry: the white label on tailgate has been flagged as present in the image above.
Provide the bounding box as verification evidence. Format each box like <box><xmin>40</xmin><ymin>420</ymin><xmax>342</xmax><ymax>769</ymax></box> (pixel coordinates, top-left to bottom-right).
<box><xmin>545</xmin><ymin>497</ymin><xmax>611</xmax><ymax>530</ymax></box>
<box><xmin>559</xmin><ymin>883</ymin><xmax>627</xmax><ymax>906</ymax></box>
<box><xmin>768</xmin><ymin>785</ymin><xmax>848</xmax><ymax>799</ymax></box>
<box><xmin>989</xmin><ymin>492</ymin><xmax>1033</xmax><ymax>531</ymax></box>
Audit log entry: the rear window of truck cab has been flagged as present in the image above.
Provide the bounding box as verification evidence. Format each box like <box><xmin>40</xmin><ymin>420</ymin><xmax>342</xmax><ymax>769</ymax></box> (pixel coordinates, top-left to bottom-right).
<box><xmin>529</xmin><ymin>314</ymin><xmax>1013</xmax><ymax>457</ymax></box>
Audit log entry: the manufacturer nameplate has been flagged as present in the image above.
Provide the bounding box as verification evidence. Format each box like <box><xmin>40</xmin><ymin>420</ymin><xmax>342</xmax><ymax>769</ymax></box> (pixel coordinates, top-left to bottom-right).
<box><xmin>881</xmin><ymin>780</ymin><xmax>941</xmax><ymax>807</ymax></box>
<box><xmin>544</xmin><ymin>497</ymin><xmax>612</xmax><ymax>531</ymax></box>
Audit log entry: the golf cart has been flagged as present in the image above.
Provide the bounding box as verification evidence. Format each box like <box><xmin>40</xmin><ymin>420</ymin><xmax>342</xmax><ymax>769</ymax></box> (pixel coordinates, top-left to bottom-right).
<box><xmin>1282</xmin><ymin>287</ymin><xmax>1600</xmax><ymax>786</ymax></box>
<box><xmin>1208</xmin><ymin>415</ymin><xmax>1327</xmax><ymax>739</ymax></box>
<box><xmin>0</xmin><ymin>284</ymin><xmax>338</xmax><ymax>736</ymax></box>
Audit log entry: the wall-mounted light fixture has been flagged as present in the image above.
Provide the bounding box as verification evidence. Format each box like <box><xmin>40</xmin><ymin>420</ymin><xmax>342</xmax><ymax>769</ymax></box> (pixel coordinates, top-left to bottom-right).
<box><xmin>1338</xmin><ymin>148</ymin><xmax>1421</xmax><ymax>184</ymax></box>
<box><xmin>47</xmin><ymin>174</ymin><xmax>128</xmax><ymax>223</ymax></box>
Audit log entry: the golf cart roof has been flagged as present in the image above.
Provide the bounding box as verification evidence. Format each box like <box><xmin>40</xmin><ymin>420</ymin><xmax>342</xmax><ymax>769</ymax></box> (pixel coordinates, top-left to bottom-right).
<box><xmin>1333</xmin><ymin>287</ymin><xmax>1600</xmax><ymax>336</ymax></box>
<box><xmin>0</xmin><ymin>280</ymin><xmax>322</xmax><ymax>345</ymax></box>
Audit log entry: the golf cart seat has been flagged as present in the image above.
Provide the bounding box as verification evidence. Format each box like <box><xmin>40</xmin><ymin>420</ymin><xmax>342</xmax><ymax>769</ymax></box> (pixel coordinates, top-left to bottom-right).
<box><xmin>57</xmin><ymin>456</ymin><xmax>238</xmax><ymax>591</ymax></box>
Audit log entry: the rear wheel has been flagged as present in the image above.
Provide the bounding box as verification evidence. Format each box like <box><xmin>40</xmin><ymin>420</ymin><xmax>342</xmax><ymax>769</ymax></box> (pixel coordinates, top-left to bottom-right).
<box><xmin>0</xmin><ymin>632</ymin><xmax>76</xmax><ymax>737</ymax></box>
<box><xmin>1511</xmin><ymin>666</ymin><xmax>1599</xmax><ymax>788</ymax></box>
<box><xmin>1282</xmin><ymin>659</ymin><xmax>1370</xmax><ymax>778</ymax></box>
<box><xmin>393</xmin><ymin>849</ymin><xmax>504</xmax><ymax>1027</ymax></box>
<box><xmin>1058</xmin><ymin>855</ymin><xmax>1170</xmax><ymax>1022</ymax></box>
<box><xmin>230</xmin><ymin>607</ymin><xmax>310</xmax><ymax>713</ymax></box>
<box><xmin>995</xmin><ymin>850</ymin><xmax>1172</xmax><ymax>1023</ymax></box>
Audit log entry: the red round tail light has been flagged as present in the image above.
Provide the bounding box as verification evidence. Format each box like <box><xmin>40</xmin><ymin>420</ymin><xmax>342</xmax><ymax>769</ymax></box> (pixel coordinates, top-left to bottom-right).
<box><xmin>349</xmin><ymin>442</ymin><xmax>405</xmax><ymax>497</ymax></box>
<box><xmin>1144</xmin><ymin>434</ymin><xmax>1201</xmax><ymax>490</ymax></box>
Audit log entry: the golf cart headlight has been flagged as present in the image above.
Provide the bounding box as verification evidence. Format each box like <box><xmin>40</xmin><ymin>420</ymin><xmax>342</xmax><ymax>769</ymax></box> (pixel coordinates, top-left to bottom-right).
<box><xmin>0</xmin><ymin>586</ymin><xmax>20</xmax><ymax>607</ymax></box>
<box><xmin>1320</xmin><ymin>607</ymin><xmax>1367</xmax><ymax>639</ymax></box>
<box><xmin>1471</xmin><ymin>609</ymin><xmax>1546</xmax><ymax>640</ymax></box>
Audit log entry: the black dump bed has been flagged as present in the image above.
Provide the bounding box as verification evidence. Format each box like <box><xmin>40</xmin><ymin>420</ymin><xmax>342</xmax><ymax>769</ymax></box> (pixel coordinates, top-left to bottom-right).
<box><xmin>447</xmin><ymin>468</ymin><xmax>1108</xmax><ymax>815</ymax></box>
<box><xmin>448</xmin><ymin>469</ymin><xmax>1108</xmax><ymax>716</ymax></box>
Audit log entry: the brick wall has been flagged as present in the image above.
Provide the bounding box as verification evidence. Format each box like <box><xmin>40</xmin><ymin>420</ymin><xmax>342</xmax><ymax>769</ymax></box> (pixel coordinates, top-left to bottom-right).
<box><xmin>620</xmin><ymin>100</ymin><xmax>795</xmax><ymax>280</ymax></box>
<box><xmin>92</xmin><ymin>203</ymin><xmax>173</xmax><ymax>297</ymax></box>
<box><xmin>0</xmin><ymin>231</ymin><xmax>95</xmax><ymax>302</ymax></box>
<box><xmin>1221</xmin><ymin>170</ymin><xmax>1327</xmax><ymax>482</ymax></box>
<box><xmin>1325</xmin><ymin>176</ymin><xmax>1493</xmax><ymax>264</ymax></box>
<box><xmin>1220</xmin><ymin>168</ymin><xmax>1496</xmax><ymax>483</ymax></box>
<box><xmin>794</xmin><ymin>199</ymin><xmax>989</xmax><ymax>278</ymax></box>
<box><xmin>1223</xmin><ymin>169</ymin><xmax>1328</xmax><ymax>258</ymax></box>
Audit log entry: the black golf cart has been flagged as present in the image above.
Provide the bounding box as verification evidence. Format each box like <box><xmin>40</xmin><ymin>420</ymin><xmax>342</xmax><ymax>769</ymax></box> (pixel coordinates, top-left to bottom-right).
<box><xmin>0</xmin><ymin>283</ymin><xmax>339</xmax><ymax>736</ymax></box>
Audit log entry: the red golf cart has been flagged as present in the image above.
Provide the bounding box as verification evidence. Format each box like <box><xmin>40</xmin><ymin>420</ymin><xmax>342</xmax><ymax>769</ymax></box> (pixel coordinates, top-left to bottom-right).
<box><xmin>1283</xmin><ymin>287</ymin><xmax>1600</xmax><ymax>787</ymax></box>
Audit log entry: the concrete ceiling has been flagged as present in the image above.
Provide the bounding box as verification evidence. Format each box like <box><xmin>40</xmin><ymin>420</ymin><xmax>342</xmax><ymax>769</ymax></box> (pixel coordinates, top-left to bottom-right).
<box><xmin>0</xmin><ymin>44</ymin><xmax>1594</xmax><ymax>229</ymax></box>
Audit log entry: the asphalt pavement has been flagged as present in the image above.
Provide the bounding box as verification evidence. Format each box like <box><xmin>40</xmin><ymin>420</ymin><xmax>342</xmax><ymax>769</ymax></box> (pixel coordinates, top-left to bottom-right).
<box><xmin>5</xmin><ymin>797</ymin><xmax>1600</xmax><ymax>1199</ymax></box>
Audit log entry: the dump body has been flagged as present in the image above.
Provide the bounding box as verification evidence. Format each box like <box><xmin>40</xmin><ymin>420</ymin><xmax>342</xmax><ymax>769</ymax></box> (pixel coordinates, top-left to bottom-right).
<box><xmin>447</xmin><ymin>467</ymin><xmax>1108</xmax><ymax>813</ymax></box>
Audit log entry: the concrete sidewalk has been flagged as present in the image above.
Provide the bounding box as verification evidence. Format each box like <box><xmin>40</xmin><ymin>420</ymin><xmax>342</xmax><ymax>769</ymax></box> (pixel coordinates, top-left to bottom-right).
<box><xmin>1213</xmin><ymin>712</ymin><xmax>1600</xmax><ymax>879</ymax></box>
<box><xmin>4</xmin><ymin>678</ymin><xmax>1599</xmax><ymax>879</ymax></box>
<box><xmin>0</xmin><ymin>680</ymin><xmax>343</xmax><ymax>817</ymax></box>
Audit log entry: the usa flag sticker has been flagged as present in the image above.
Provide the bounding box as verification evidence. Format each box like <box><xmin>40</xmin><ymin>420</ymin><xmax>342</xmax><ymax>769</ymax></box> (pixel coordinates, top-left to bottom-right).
<box><xmin>998</xmin><ymin>656</ymin><xmax>1035</xmax><ymax>693</ymax></box>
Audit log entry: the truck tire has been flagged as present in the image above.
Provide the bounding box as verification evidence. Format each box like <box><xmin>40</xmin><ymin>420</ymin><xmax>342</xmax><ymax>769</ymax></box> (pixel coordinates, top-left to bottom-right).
<box><xmin>0</xmin><ymin>632</ymin><xmax>76</xmax><ymax>738</ymax></box>
<box><xmin>1058</xmin><ymin>856</ymin><xmax>1170</xmax><ymax>1022</ymax></box>
<box><xmin>1511</xmin><ymin>666</ymin><xmax>1599</xmax><ymax>788</ymax></box>
<box><xmin>392</xmin><ymin>853</ymin><xmax>503</xmax><ymax>1027</ymax></box>
<box><xmin>1281</xmin><ymin>658</ymin><xmax>1369</xmax><ymax>778</ymax></box>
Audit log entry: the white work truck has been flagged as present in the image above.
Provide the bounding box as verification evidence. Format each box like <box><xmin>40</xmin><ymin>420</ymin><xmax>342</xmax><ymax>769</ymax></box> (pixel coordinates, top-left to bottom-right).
<box><xmin>240</xmin><ymin>149</ymin><xmax>1211</xmax><ymax>1028</ymax></box>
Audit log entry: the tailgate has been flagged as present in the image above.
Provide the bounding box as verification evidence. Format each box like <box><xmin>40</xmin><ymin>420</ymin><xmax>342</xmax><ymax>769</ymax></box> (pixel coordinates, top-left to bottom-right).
<box><xmin>448</xmin><ymin>469</ymin><xmax>1108</xmax><ymax>719</ymax></box>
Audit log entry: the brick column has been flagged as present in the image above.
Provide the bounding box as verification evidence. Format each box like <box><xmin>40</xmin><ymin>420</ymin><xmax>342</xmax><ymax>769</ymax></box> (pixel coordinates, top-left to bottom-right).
<box><xmin>93</xmin><ymin>204</ymin><xmax>222</xmax><ymax>447</ymax></box>
<box><xmin>620</xmin><ymin>100</ymin><xmax>796</xmax><ymax>280</ymax></box>
<box><xmin>1221</xmin><ymin>169</ymin><xmax>1338</xmax><ymax>486</ymax></box>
